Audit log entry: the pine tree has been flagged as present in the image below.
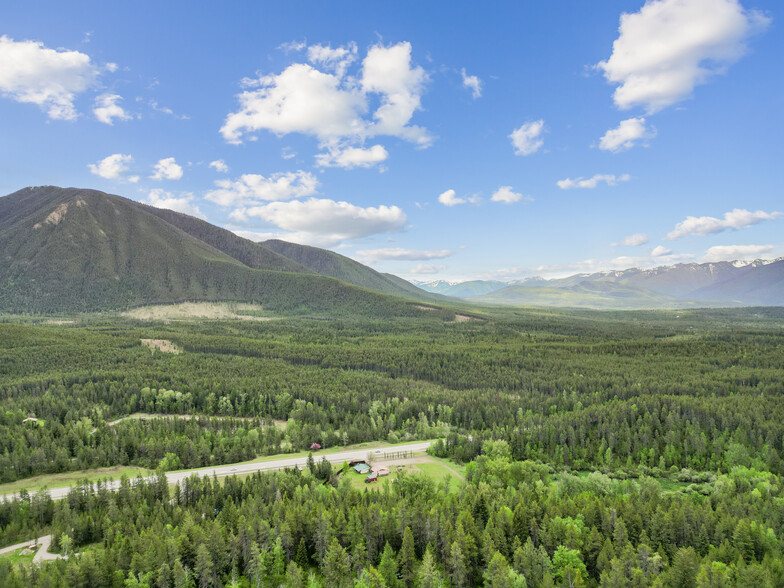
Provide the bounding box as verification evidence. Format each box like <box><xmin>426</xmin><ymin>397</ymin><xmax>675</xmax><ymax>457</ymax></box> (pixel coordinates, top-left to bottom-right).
<box><xmin>397</xmin><ymin>527</ymin><xmax>417</xmax><ymax>587</ymax></box>
<box><xmin>323</xmin><ymin>538</ymin><xmax>351</xmax><ymax>588</ymax></box>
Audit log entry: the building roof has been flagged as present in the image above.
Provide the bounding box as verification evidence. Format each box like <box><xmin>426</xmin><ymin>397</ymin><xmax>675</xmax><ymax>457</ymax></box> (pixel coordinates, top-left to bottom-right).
<box><xmin>353</xmin><ymin>464</ymin><xmax>371</xmax><ymax>473</ymax></box>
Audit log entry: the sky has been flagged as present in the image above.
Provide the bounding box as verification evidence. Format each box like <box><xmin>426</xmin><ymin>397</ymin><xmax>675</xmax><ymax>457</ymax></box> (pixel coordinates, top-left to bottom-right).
<box><xmin>0</xmin><ymin>0</ymin><xmax>782</xmax><ymax>282</ymax></box>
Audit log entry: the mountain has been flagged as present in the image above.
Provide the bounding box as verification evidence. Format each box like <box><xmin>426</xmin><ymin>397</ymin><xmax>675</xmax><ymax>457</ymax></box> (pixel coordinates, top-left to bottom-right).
<box><xmin>472</xmin><ymin>281</ymin><xmax>692</xmax><ymax>309</ymax></box>
<box><xmin>425</xmin><ymin>260</ymin><xmax>783</xmax><ymax>308</ymax></box>
<box><xmin>414</xmin><ymin>279</ymin><xmax>506</xmax><ymax>297</ymax></box>
<box><xmin>0</xmin><ymin>186</ymin><xmax>437</xmax><ymax>316</ymax></box>
<box><xmin>261</xmin><ymin>239</ymin><xmax>437</xmax><ymax>301</ymax></box>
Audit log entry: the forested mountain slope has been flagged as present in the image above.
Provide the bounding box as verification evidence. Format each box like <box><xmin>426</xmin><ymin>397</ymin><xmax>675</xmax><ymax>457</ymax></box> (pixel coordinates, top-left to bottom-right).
<box><xmin>261</xmin><ymin>238</ymin><xmax>438</xmax><ymax>301</ymax></box>
<box><xmin>0</xmin><ymin>186</ymin><xmax>433</xmax><ymax>317</ymax></box>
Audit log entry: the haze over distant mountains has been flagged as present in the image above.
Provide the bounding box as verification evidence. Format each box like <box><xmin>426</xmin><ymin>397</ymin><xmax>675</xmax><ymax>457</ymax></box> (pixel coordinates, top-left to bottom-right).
<box><xmin>414</xmin><ymin>259</ymin><xmax>784</xmax><ymax>308</ymax></box>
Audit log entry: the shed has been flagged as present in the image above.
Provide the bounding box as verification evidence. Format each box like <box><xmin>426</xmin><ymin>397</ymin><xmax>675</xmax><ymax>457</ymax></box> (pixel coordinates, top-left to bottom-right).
<box><xmin>353</xmin><ymin>463</ymin><xmax>371</xmax><ymax>474</ymax></box>
<box><xmin>365</xmin><ymin>473</ymin><xmax>378</xmax><ymax>483</ymax></box>
<box><xmin>310</xmin><ymin>443</ymin><xmax>322</xmax><ymax>450</ymax></box>
<box><xmin>372</xmin><ymin>466</ymin><xmax>390</xmax><ymax>477</ymax></box>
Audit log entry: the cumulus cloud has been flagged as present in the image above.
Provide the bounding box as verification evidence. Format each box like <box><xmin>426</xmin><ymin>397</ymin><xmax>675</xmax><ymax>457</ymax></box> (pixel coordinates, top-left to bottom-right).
<box><xmin>666</xmin><ymin>208</ymin><xmax>783</xmax><ymax>240</ymax></box>
<box><xmin>491</xmin><ymin>186</ymin><xmax>531</xmax><ymax>204</ymax></box>
<box><xmin>612</xmin><ymin>233</ymin><xmax>649</xmax><ymax>247</ymax></box>
<box><xmin>209</xmin><ymin>159</ymin><xmax>229</xmax><ymax>173</ymax></box>
<box><xmin>92</xmin><ymin>93</ymin><xmax>131</xmax><ymax>125</ymax></box>
<box><xmin>599</xmin><ymin>118</ymin><xmax>655</xmax><ymax>152</ymax></box>
<box><xmin>461</xmin><ymin>68</ymin><xmax>482</xmax><ymax>99</ymax></box>
<box><xmin>221</xmin><ymin>41</ymin><xmax>431</xmax><ymax>151</ymax></box>
<box><xmin>147</xmin><ymin>189</ymin><xmax>205</xmax><ymax>219</ymax></box>
<box><xmin>205</xmin><ymin>171</ymin><xmax>318</xmax><ymax>206</ymax></box>
<box><xmin>557</xmin><ymin>173</ymin><xmax>631</xmax><ymax>189</ymax></box>
<box><xmin>355</xmin><ymin>248</ymin><xmax>453</xmax><ymax>262</ymax></box>
<box><xmin>88</xmin><ymin>153</ymin><xmax>133</xmax><ymax>180</ymax></box>
<box><xmin>410</xmin><ymin>263</ymin><xmax>446</xmax><ymax>275</ymax></box>
<box><xmin>0</xmin><ymin>35</ymin><xmax>99</xmax><ymax>120</ymax></box>
<box><xmin>651</xmin><ymin>245</ymin><xmax>672</xmax><ymax>256</ymax></box>
<box><xmin>702</xmin><ymin>244</ymin><xmax>774</xmax><ymax>262</ymax></box>
<box><xmin>597</xmin><ymin>0</ymin><xmax>770</xmax><ymax>112</ymax></box>
<box><xmin>510</xmin><ymin>120</ymin><xmax>544</xmax><ymax>156</ymax></box>
<box><xmin>438</xmin><ymin>189</ymin><xmax>466</xmax><ymax>207</ymax></box>
<box><xmin>230</xmin><ymin>197</ymin><xmax>406</xmax><ymax>247</ymax></box>
<box><xmin>150</xmin><ymin>157</ymin><xmax>184</xmax><ymax>181</ymax></box>
<box><xmin>315</xmin><ymin>144</ymin><xmax>388</xmax><ymax>169</ymax></box>
<box><xmin>307</xmin><ymin>42</ymin><xmax>358</xmax><ymax>77</ymax></box>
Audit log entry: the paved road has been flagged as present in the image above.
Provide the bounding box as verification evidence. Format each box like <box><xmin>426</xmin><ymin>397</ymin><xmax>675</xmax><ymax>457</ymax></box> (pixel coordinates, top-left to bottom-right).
<box><xmin>1</xmin><ymin>441</ymin><xmax>433</xmax><ymax>503</ymax></box>
<box><xmin>0</xmin><ymin>534</ymin><xmax>63</xmax><ymax>562</ymax></box>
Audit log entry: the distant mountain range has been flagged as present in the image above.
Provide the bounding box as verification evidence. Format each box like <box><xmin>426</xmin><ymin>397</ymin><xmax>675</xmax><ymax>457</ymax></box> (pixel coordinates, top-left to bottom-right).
<box><xmin>0</xmin><ymin>186</ymin><xmax>443</xmax><ymax>316</ymax></box>
<box><xmin>2</xmin><ymin>186</ymin><xmax>781</xmax><ymax>314</ymax></box>
<box><xmin>414</xmin><ymin>259</ymin><xmax>784</xmax><ymax>308</ymax></box>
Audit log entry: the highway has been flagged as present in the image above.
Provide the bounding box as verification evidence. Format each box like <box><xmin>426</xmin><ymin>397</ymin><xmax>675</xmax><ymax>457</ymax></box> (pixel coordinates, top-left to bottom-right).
<box><xmin>1</xmin><ymin>441</ymin><xmax>434</xmax><ymax>503</ymax></box>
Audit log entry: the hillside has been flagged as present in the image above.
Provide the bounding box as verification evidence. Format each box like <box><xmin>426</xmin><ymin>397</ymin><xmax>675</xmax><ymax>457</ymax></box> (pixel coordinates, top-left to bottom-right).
<box><xmin>0</xmin><ymin>186</ymin><xmax>435</xmax><ymax>317</ymax></box>
<box><xmin>470</xmin><ymin>281</ymin><xmax>700</xmax><ymax>309</ymax></box>
<box><xmin>261</xmin><ymin>238</ymin><xmax>438</xmax><ymax>301</ymax></box>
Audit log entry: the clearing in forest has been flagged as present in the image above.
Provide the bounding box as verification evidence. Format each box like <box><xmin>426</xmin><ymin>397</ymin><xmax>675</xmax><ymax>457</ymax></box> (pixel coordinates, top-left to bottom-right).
<box><xmin>141</xmin><ymin>339</ymin><xmax>180</xmax><ymax>354</ymax></box>
<box><xmin>123</xmin><ymin>302</ymin><xmax>275</xmax><ymax>321</ymax></box>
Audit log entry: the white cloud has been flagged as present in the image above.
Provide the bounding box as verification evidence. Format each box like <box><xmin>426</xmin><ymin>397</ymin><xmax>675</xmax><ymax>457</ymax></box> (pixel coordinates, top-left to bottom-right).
<box><xmin>361</xmin><ymin>42</ymin><xmax>431</xmax><ymax>146</ymax></box>
<box><xmin>461</xmin><ymin>68</ymin><xmax>482</xmax><ymax>99</ymax></box>
<box><xmin>355</xmin><ymin>248</ymin><xmax>453</xmax><ymax>262</ymax></box>
<box><xmin>702</xmin><ymin>244</ymin><xmax>774</xmax><ymax>262</ymax></box>
<box><xmin>0</xmin><ymin>35</ymin><xmax>98</xmax><ymax>120</ymax></box>
<box><xmin>150</xmin><ymin>157</ymin><xmax>184</xmax><ymax>181</ymax></box>
<box><xmin>410</xmin><ymin>263</ymin><xmax>446</xmax><ymax>275</ymax></box>
<box><xmin>651</xmin><ymin>245</ymin><xmax>672</xmax><ymax>256</ymax></box>
<box><xmin>491</xmin><ymin>186</ymin><xmax>531</xmax><ymax>204</ymax></box>
<box><xmin>147</xmin><ymin>189</ymin><xmax>205</xmax><ymax>219</ymax></box>
<box><xmin>205</xmin><ymin>171</ymin><xmax>318</xmax><ymax>206</ymax></box>
<box><xmin>599</xmin><ymin>118</ymin><xmax>655</xmax><ymax>152</ymax></box>
<box><xmin>666</xmin><ymin>208</ymin><xmax>783</xmax><ymax>240</ymax></box>
<box><xmin>281</xmin><ymin>147</ymin><xmax>296</xmax><ymax>160</ymax></box>
<box><xmin>612</xmin><ymin>233</ymin><xmax>649</xmax><ymax>247</ymax></box>
<box><xmin>438</xmin><ymin>189</ymin><xmax>464</xmax><ymax>207</ymax></box>
<box><xmin>597</xmin><ymin>0</ymin><xmax>770</xmax><ymax>113</ymax></box>
<box><xmin>88</xmin><ymin>153</ymin><xmax>133</xmax><ymax>180</ymax></box>
<box><xmin>557</xmin><ymin>173</ymin><xmax>631</xmax><ymax>189</ymax></box>
<box><xmin>231</xmin><ymin>197</ymin><xmax>407</xmax><ymax>247</ymax></box>
<box><xmin>315</xmin><ymin>144</ymin><xmax>388</xmax><ymax>169</ymax></box>
<box><xmin>536</xmin><ymin>252</ymin><xmax>695</xmax><ymax>277</ymax></box>
<box><xmin>209</xmin><ymin>159</ymin><xmax>229</xmax><ymax>173</ymax></box>
<box><xmin>278</xmin><ymin>40</ymin><xmax>306</xmax><ymax>53</ymax></box>
<box><xmin>510</xmin><ymin>120</ymin><xmax>544</xmax><ymax>156</ymax></box>
<box><xmin>221</xmin><ymin>41</ymin><xmax>431</xmax><ymax>150</ymax></box>
<box><xmin>307</xmin><ymin>42</ymin><xmax>357</xmax><ymax>78</ymax></box>
<box><xmin>93</xmin><ymin>93</ymin><xmax>131</xmax><ymax>125</ymax></box>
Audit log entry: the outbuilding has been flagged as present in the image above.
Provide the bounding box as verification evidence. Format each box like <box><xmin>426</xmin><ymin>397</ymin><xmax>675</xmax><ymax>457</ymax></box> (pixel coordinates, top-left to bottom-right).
<box><xmin>353</xmin><ymin>463</ymin><xmax>371</xmax><ymax>474</ymax></box>
<box><xmin>372</xmin><ymin>466</ymin><xmax>390</xmax><ymax>477</ymax></box>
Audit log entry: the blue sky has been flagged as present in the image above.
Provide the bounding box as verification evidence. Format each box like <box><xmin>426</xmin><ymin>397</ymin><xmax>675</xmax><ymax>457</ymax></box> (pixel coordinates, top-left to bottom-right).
<box><xmin>0</xmin><ymin>0</ymin><xmax>782</xmax><ymax>281</ymax></box>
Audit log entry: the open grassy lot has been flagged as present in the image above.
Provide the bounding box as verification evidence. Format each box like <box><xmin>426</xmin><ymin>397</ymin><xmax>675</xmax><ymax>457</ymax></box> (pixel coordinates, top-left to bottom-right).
<box><xmin>0</xmin><ymin>466</ymin><xmax>152</xmax><ymax>497</ymax></box>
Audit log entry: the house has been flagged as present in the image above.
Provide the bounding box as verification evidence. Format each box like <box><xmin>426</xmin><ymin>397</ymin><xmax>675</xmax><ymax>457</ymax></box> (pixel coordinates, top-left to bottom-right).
<box><xmin>372</xmin><ymin>466</ymin><xmax>390</xmax><ymax>477</ymax></box>
<box><xmin>365</xmin><ymin>473</ymin><xmax>378</xmax><ymax>483</ymax></box>
<box><xmin>353</xmin><ymin>463</ymin><xmax>371</xmax><ymax>474</ymax></box>
<box><xmin>310</xmin><ymin>443</ymin><xmax>321</xmax><ymax>450</ymax></box>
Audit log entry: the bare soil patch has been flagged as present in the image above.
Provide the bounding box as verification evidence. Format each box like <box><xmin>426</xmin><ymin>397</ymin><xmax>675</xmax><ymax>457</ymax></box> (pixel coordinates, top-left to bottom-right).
<box><xmin>141</xmin><ymin>339</ymin><xmax>181</xmax><ymax>354</ymax></box>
